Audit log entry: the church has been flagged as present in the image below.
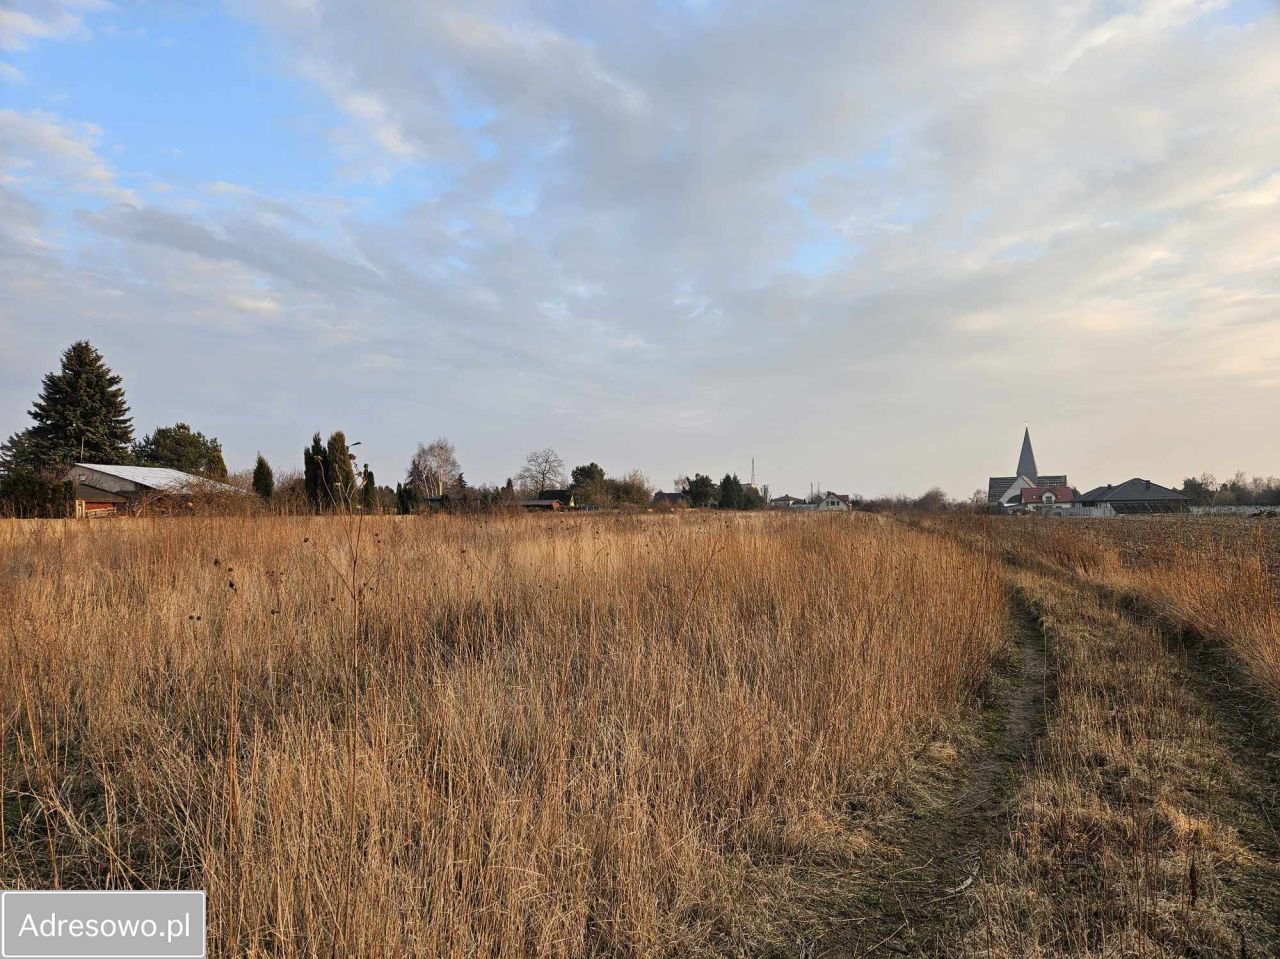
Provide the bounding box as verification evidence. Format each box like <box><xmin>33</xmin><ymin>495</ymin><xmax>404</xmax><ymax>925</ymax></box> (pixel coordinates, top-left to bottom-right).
<box><xmin>987</xmin><ymin>429</ymin><xmax>1075</xmax><ymax>509</ymax></box>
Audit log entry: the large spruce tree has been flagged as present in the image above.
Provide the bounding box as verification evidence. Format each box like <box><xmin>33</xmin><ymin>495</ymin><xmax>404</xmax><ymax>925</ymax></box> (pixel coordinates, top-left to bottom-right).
<box><xmin>716</xmin><ymin>473</ymin><xmax>745</xmax><ymax>510</ymax></box>
<box><xmin>1</xmin><ymin>341</ymin><xmax>134</xmax><ymax>475</ymax></box>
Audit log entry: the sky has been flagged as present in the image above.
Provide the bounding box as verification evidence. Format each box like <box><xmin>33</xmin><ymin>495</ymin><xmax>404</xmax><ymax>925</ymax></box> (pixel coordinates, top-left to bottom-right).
<box><xmin>2</xmin><ymin>0</ymin><xmax>1278</xmax><ymax>499</ymax></box>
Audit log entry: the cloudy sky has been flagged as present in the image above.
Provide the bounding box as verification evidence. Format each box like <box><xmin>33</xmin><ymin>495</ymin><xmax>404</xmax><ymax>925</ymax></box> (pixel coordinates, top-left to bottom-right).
<box><xmin>2</xmin><ymin>0</ymin><xmax>1278</xmax><ymax>497</ymax></box>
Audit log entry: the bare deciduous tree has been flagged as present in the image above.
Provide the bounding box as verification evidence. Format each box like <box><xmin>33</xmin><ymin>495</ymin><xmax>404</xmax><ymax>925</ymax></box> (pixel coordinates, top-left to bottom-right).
<box><xmin>407</xmin><ymin>438</ymin><xmax>461</xmax><ymax>499</ymax></box>
<box><xmin>516</xmin><ymin>447</ymin><xmax>566</xmax><ymax>495</ymax></box>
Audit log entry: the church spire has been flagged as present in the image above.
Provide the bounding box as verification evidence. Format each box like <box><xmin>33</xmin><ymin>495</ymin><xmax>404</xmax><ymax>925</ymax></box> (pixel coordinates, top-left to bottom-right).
<box><xmin>1017</xmin><ymin>427</ymin><xmax>1038</xmax><ymax>482</ymax></box>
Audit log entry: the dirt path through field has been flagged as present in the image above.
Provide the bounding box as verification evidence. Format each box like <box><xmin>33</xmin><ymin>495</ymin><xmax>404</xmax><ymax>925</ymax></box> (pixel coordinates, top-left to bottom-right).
<box><xmin>947</xmin><ymin>571</ymin><xmax>1280</xmax><ymax>956</ymax></box>
<box><xmin>811</xmin><ymin>593</ymin><xmax>1051</xmax><ymax>957</ymax></box>
<box><xmin>809</xmin><ymin>528</ymin><xmax>1280</xmax><ymax>957</ymax></box>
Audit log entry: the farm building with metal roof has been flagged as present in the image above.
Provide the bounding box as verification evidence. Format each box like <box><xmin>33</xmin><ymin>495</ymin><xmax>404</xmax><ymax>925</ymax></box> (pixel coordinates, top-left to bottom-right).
<box><xmin>65</xmin><ymin>463</ymin><xmax>242</xmax><ymax>517</ymax></box>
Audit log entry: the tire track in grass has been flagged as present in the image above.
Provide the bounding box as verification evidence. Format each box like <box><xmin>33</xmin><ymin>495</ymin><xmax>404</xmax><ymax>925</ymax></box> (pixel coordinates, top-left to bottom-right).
<box><xmin>905</xmin><ymin>520</ymin><xmax>1280</xmax><ymax>955</ymax></box>
<box><xmin>809</xmin><ymin>591</ymin><xmax>1051</xmax><ymax>957</ymax></box>
<box><xmin>958</xmin><ymin>575</ymin><xmax>1280</xmax><ymax>957</ymax></box>
<box><xmin>1115</xmin><ymin>594</ymin><xmax>1280</xmax><ymax>951</ymax></box>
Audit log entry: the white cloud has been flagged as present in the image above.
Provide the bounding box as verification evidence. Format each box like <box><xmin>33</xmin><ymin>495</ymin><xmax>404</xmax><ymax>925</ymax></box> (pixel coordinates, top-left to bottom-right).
<box><xmin>4</xmin><ymin>0</ymin><xmax>1280</xmax><ymax>493</ymax></box>
<box><xmin>0</xmin><ymin>109</ymin><xmax>134</xmax><ymax>202</ymax></box>
<box><xmin>0</xmin><ymin>0</ymin><xmax>107</xmax><ymax>51</ymax></box>
<box><xmin>226</xmin><ymin>293</ymin><xmax>282</xmax><ymax>317</ymax></box>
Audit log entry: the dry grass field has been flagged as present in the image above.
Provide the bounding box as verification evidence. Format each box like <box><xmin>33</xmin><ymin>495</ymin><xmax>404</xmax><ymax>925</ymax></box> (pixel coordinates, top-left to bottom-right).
<box><xmin>2</xmin><ymin>510</ymin><xmax>1277</xmax><ymax>956</ymax></box>
<box><xmin>0</xmin><ymin>512</ymin><xmax>1008</xmax><ymax>957</ymax></box>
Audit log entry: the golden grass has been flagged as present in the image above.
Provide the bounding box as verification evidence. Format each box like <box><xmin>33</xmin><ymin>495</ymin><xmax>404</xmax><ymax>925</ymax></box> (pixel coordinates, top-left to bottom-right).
<box><xmin>957</xmin><ymin>515</ymin><xmax>1280</xmax><ymax>705</ymax></box>
<box><xmin>1119</xmin><ymin>547</ymin><xmax>1280</xmax><ymax>703</ymax></box>
<box><xmin>0</xmin><ymin>512</ymin><xmax>1005</xmax><ymax>957</ymax></box>
<box><xmin>967</xmin><ymin>577</ymin><xmax>1271</xmax><ymax>956</ymax></box>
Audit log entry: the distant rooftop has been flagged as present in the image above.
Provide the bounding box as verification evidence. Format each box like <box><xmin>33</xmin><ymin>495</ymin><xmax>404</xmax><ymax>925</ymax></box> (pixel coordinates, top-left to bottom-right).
<box><xmin>1078</xmin><ymin>478</ymin><xmax>1187</xmax><ymax>503</ymax></box>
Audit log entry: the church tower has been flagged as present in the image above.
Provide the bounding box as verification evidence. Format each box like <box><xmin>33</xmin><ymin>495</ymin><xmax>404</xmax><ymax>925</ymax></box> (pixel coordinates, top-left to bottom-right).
<box><xmin>1016</xmin><ymin>427</ymin><xmax>1038</xmax><ymax>482</ymax></box>
<box><xmin>987</xmin><ymin>427</ymin><xmax>1068</xmax><ymax>506</ymax></box>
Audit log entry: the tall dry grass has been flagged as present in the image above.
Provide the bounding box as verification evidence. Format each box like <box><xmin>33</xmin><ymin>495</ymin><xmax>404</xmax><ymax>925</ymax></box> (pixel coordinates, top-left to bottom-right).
<box><xmin>0</xmin><ymin>512</ymin><xmax>1005</xmax><ymax>957</ymax></box>
<box><xmin>962</xmin><ymin>515</ymin><xmax>1280</xmax><ymax>704</ymax></box>
<box><xmin>1120</xmin><ymin>543</ymin><xmax>1280</xmax><ymax>703</ymax></box>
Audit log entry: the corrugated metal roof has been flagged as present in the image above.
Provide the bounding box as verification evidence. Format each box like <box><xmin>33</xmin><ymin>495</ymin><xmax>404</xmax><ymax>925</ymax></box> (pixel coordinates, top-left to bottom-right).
<box><xmin>74</xmin><ymin>464</ymin><xmax>241</xmax><ymax>494</ymax></box>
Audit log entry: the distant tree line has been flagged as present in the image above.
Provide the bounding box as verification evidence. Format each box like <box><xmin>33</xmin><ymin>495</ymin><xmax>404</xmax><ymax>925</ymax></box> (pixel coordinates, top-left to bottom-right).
<box><xmin>670</xmin><ymin>473</ymin><xmax>765</xmax><ymax>510</ymax></box>
<box><xmin>0</xmin><ymin>341</ymin><xmax>975</xmax><ymax>519</ymax></box>
<box><xmin>389</xmin><ymin>449</ymin><xmax>654</xmax><ymax>514</ymax></box>
<box><xmin>16</xmin><ymin>340</ymin><xmax>1271</xmax><ymax>521</ymax></box>
<box><xmin>568</xmin><ymin>461</ymin><xmax>653</xmax><ymax>509</ymax></box>
<box><xmin>1180</xmin><ymin>473</ymin><xmax>1280</xmax><ymax>507</ymax></box>
<box><xmin>855</xmin><ymin>487</ymin><xmax>955</xmax><ymax>513</ymax></box>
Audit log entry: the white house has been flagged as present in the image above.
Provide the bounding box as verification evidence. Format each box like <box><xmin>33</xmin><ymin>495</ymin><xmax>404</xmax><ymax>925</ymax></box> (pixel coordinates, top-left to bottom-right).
<box><xmin>815</xmin><ymin>492</ymin><xmax>853</xmax><ymax>511</ymax></box>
